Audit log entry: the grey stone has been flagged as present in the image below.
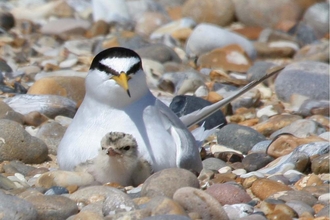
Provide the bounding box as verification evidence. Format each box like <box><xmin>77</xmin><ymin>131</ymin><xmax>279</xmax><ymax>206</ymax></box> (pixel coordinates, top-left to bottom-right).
<box><xmin>275</xmin><ymin>61</ymin><xmax>330</xmax><ymax>102</ymax></box>
<box><xmin>141</xmin><ymin>168</ymin><xmax>199</xmax><ymax>198</ymax></box>
<box><xmin>202</xmin><ymin>158</ymin><xmax>228</xmax><ymax>171</ymax></box>
<box><xmin>170</xmin><ymin>95</ymin><xmax>227</xmax><ymax>129</ymax></box>
<box><xmin>173</xmin><ymin>187</ymin><xmax>229</xmax><ymax>220</ymax></box>
<box><xmin>185</xmin><ymin>23</ymin><xmax>256</xmax><ymax>59</ymax></box>
<box><xmin>216</xmin><ymin>124</ymin><xmax>266</xmax><ymax>154</ymax></box>
<box><xmin>35</xmin><ymin>121</ymin><xmax>67</xmax><ymax>155</ymax></box>
<box><xmin>286</xmin><ymin>200</ymin><xmax>314</xmax><ymax>217</ymax></box>
<box><xmin>247</xmin><ymin>61</ymin><xmax>278</xmax><ymax>85</ymax></box>
<box><xmin>270</xmin><ymin>119</ymin><xmax>326</xmax><ymax>138</ymax></box>
<box><xmin>242</xmin><ymin>153</ymin><xmax>274</xmax><ymax>172</ymax></box>
<box><xmin>0</xmin><ymin>190</ymin><xmax>38</xmax><ymax>220</ymax></box>
<box><xmin>302</xmin><ymin>2</ymin><xmax>329</xmax><ymax>38</ymax></box>
<box><xmin>0</xmin><ymin>119</ymin><xmax>48</xmax><ymax>164</ymax></box>
<box><xmin>26</xmin><ymin>195</ymin><xmax>78</xmax><ymax>220</ymax></box>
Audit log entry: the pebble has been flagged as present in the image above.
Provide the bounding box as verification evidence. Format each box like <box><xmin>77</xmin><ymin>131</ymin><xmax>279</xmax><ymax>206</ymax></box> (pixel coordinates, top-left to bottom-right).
<box><xmin>102</xmin><ymin>189</ymin><xmax>137</xmax><ymax>216</ymax></box>
<box><xmin>294</xmin><ymin>40</ymin><xmax>329</xmax><ymax>62</ymax></box>
<box><xmin>223</xmin><ymin>203</ymin><xmax>254</xmax><ymax>219</ymax></box>
<box><xmin>270</xmin><ymin>118</ymin><xmax>326</xmax><ymax>138</ymax></box>
<box><xmin>202</xmin><ymin>158</ymin><xmax>228</xmax><ymax>171</ymax></box>
<box><xmin>251</xmin><ymin>179</ymin><xmax>292</xmax><ymax>200</ymax></box>
<box><xmin>242</xmin><ymin>153</ymin><xmax>274</xmax><ymax>172</ymax></box>
<box><xmin>150</xmin><ymin>18</ymin><xmax>196</xmax><ymax>41</ymax></box>
<box><xmin>169</xmin><ymin>95</ymin><xmax>227</xmax><ymax>130</ymax></box>
<box><xmin>141</xmin><ymin>168</ymin><xmax>199</xmax><ymax>198</ymax></box>
<box><xmin>26</xmin><ymin>195</ymin><xmax>78</xmax><ymax>219</ymax></box>
<box><xmin>173</xmin><ymin>187</ymin><xmax>229</xmax><ymax>220</ymax></box>
<box><xmin>267</xmin><ymin>133</ymin><xmax>326</xmax><ymax>158</ymax></box>
<box><xmin>0</xmin><ymin>11</ymin><xmax>15</xmax><ymax>31</ymax></box>
<box><xmin>297</xmin><ymin>99</ymin><xmax>330</xmax><ymax>117</ymax></box>
<box><xmin>286</xmin><ymin>200</ymin><xmax>315</xmax><ymax>217</ymax></box>
<box><xmin>35</xmin><ymin>170</ymin><xmax>94</xmax><ymax>188</ymax></box>
<box><xmin>92</xmin><ymin>0</ymin><xmax>132</xmax><ymax>26</ymax></box>
<box><xmin>259</xmin><ymin>201</ymin><xmax>298</xmax><ymax>219</ymax></box>
<box><xmin>270</xmin><ymin>190</ymin><xmax>318</xmax><ymax>207</ymax></box>
<box><xmin>197</xmin><ymin>44</ymin><xmax>252</xmax><ymax>72</ymax></box>
<box><xmin>135</xmin><ymin>12</ymin><xmax>171</xmax><ymax>37</ymax></box>
<box><xmin>258</xmin><ymin>142</ymin><xmax>329</xmax><ymax>175</ymax></box>
<box><xmin>136</xmin><ymin>44</ymin><xmax>181</xmax><ymax>63</ymax></box>
<box><xmin>0</xmin><ymin>100</ymin><xmax>25</xmax><ymax>124</ymax></box>
<box><xmin>249</xmin><ymin>140</ymin><xmax>272</xmax><ymax>154</ymax></box>
<box><xmin>246</xmin><ymin>61</ymin><xmax>278</xmax><ymax>84</ymax></box>
<box><xmin>40</xmin><ymin>18</ymin><xmax>91</xmax><ymax>36</ymax></box>
<box><xmin>4</xmin><ymin>94</ymin><xmax>77</xmax><ymax>118</ymax></box>
<box><xmin>0</xmin><ymin>119</ymin><xmax>48</xmax><ymax>164</ymax></box>
<box><xmin>2</xmin><ymin>160</ymin><xmax>35</xmax><ymax>176</ymax></box>
<box><xmin>275</xmin><ymin>61</ymin><xmax>330</xmax><ymax>102</ymax></box>
<box><xmin>27</xmin><ymin>76</ymin><xmax>85</xmax><ymax>106</ymax></box>
<box><xmin>35</xmin><ymin>120</ymin><xmax>67</xmax><ymax>155</ymax></box>
<box><xmin>185</xmin><ymin>23</ymin><xmax>256</xmax><ymax>59</ymax></box>
<box><xmin>206</xmin><ymin>183</ymin><xmax>252</xmax><ymax>205</ymax></box>
<box><xmin>302</xmin><ymin>2</ymin><xmax>330</xmax><ymax>38</ymax></box>
<box><xmin>311</xmin><ymin>153</ymin><xmax>329</xmax><ymax>174</ymax></box>
<box><xmin>23</xmin><ymin>111</ymin><xmax>49</xmax><ymax>127</ymax></box>
<box><xmin>44</xmin><ymin>186</ymin><xmax>69</xmax><ymax>195</ymax></box>
<box><xmin>144</xmin><ymin>196</ymin><xmax>187</xmax><ymax>216</ymax></box>
<box><xmin>216</xmin><ymin>124</ymin><xmax>266</xmax><ymax>154</ymax></box>
<box><xmin>232</xmin><ymin>0</ymin><xmax>315</xmax><ymax>28</ymax></box>
<box><xmin>0</xmin><ymin>190</ymin><xmax>38</xmax><ymax>219</ymax></box>
<box><xmin>253</xmin><ymin>114</ymin><xmax>302</xmax><ymax>136</ymax></box>
<box><xmin>181</xmin><ymin>0</ymin><xmax>235</xmax><ymax>26</ymax></box>
<box><xmin>294</xmin><ymin>173</ymin><xmax>324</xmax><ymax>190</ymax></box>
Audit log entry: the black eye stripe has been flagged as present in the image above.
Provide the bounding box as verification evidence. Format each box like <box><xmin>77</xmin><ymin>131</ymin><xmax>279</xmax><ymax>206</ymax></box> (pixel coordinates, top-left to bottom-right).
<box><xmin>98</xmin><ymin>63</ymin><xmax>119</xmax><ymax>76</ymax></box>
<box><xmin>127</xmin><ymin>62</ymin><xmax>142</xmax><ymax>75</ymax></box>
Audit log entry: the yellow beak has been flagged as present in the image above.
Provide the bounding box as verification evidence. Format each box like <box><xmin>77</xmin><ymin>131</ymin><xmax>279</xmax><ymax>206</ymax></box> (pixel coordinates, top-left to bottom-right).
<box><xmin>112</xmin><ymin>72</ymin><xmax>131</xmax><ymax>97</ymax></box>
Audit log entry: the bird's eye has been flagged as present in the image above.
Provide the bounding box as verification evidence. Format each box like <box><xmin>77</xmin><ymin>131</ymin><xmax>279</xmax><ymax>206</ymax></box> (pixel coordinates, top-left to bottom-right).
<box><xmin>123</xmin><ymin>146</ymin><xmax>130</xmax><ymax>151</ymax></box>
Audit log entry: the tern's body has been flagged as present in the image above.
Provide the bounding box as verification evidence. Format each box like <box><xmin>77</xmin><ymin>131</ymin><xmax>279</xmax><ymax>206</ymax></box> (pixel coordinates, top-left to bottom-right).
<box><xmin>57</xmin><ymin>47</ymin><xmax>202</xmax><ymax>173</ymax></box>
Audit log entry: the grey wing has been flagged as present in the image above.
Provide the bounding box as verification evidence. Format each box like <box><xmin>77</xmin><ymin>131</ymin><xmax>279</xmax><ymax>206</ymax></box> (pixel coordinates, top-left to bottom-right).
<box><xmin>154</xmin><ymin>99</ymin><xmax>203</xmax><ymax>173</ymax></box>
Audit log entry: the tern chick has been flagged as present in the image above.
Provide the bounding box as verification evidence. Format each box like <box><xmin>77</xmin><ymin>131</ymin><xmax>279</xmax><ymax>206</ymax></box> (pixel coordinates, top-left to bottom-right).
<box><xmin>75</xmin><ymin>132</ymin><xmax>152</xmax><ymax>186</ymax></box>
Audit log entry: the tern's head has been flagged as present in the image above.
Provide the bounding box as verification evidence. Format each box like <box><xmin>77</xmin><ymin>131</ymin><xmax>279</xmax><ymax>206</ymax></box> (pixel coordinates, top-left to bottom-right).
<box><xmin>86</xmin><ymin>47</ymin><xmax>149</xmax><ymax>106</ymax></box>
<box><xmin>101</xmin><ymin>132</ymin><xmax>138</xmax><ymax>158</ymax></box>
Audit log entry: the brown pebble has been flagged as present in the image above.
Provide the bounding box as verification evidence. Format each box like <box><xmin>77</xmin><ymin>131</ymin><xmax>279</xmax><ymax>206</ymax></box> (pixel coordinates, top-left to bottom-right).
<box><xmin>173</xmin><ymin>187</ymin><xmax>229</xmax><ymax>220</ymax></box>
<box><xmin>313</xmin><ymin>203</ymin><xmax>325</xmax><ymax>214</ymax></box>
<box><xmin>206</xmin><ymin>91</ymin><xmax>223</xmax><ymax>103</ymax></box>
<box><xmin>27</xmin><ymin>167</ymin><xmax>49</xmax><ymax>176</ymax></box>
<box><xmin>212</xmin><ymin>173</ymin><xmax>236</xmax><ymax>184</ymax></box>
<box><xmin>294</xmin><ymin>174</ymin><xmax>324</xmax><ymax>190</ymax></box>
<box><xmin>267</xmin><ymin>134</ymin><xmax>326</xmax><ymax>158</ymax></box>
<box><xmin>206</xmin><ymin>183</ymin><xmax>252</xmax><ymax>205</ymax></box>
<box><xmin>85</xmin><ymin>20</ymin><xmax>109</xmax><ymax>38</ymax></box>
<box><xmin>198</xmin><ymin>45</ymin><xmax>252</xmax><ymax>72</ymax></box>
<box><xmin>243</xmin><ymin>176</ymin><xmax>258</xmax><ymax>188</ymax></box>
<box><xmin>27</xmin><ymin>76</ymin><xmax>85</xmax><ymax>107</ymax></box>
<box><xmin>311</xmin><ymin>154</ymin><xmax>329</xmax><ymax>174</ymax></box>
<box><xmin>253</xmin><ymin>114</ymin><xmax>302</xmax><ymax>136</ymax></box>
<box><xmin>23</xmin><ymin>111</ymin><xmax>49</xmax><ymax>127</ymax></box>
<box><xmin>146</xmin><ymin>196</ymin><xmax>187</xmax><ymax>216</ymax></box>
<box><xmin>251</xmin><ymin>179</ymin><xmax>292</xmax><ymax>200</ymax></box>
<box><xmin>66</xmin><ymin>185</ymin><xmax>78</xmax><ymax>194</ymax></box>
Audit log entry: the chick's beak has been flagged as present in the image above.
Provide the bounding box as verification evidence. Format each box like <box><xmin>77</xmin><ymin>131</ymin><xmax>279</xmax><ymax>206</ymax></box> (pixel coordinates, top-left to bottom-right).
<box><xmin>111</xmin><ymin>72</ymin><xmax>131</xmax><ymax>97</ymax></box>
<box><xmin>107</xmin><ymin>148</ymin><xmax>120</xmax><ymax>157</ymax></box>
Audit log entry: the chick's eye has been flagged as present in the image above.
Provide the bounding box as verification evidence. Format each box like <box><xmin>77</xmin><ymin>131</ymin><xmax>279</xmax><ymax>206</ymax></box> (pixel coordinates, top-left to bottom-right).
<box><xmin>123</xmin><ymin>146</ymin><xmax>130</xmax><ymax>151</ymax></box>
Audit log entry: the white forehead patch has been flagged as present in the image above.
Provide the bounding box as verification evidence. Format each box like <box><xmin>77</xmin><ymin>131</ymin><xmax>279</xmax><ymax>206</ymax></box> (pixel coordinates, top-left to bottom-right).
<box><xmin>100</xmin><ymin>57</ymin><xmax>140</xmax><ymax>72</ymax></box>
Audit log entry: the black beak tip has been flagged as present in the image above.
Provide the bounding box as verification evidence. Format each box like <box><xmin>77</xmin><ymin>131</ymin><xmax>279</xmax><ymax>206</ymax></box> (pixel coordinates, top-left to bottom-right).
<box><xmin>127</xmin><ymin>90</ymin><xmax>131</xmax><ymax>97</ymax></box>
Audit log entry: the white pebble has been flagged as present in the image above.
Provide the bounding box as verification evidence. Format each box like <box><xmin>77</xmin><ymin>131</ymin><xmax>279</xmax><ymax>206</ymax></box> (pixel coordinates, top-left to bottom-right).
<box><xmin>218</xmin><ymin>166</ymin><xmax>232</xmax><ymax>174</ymax></box>
<box><xmin>232</xmin><ymin>169</ymin><xmax>246</xmax><ymax>175</ymax></box>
